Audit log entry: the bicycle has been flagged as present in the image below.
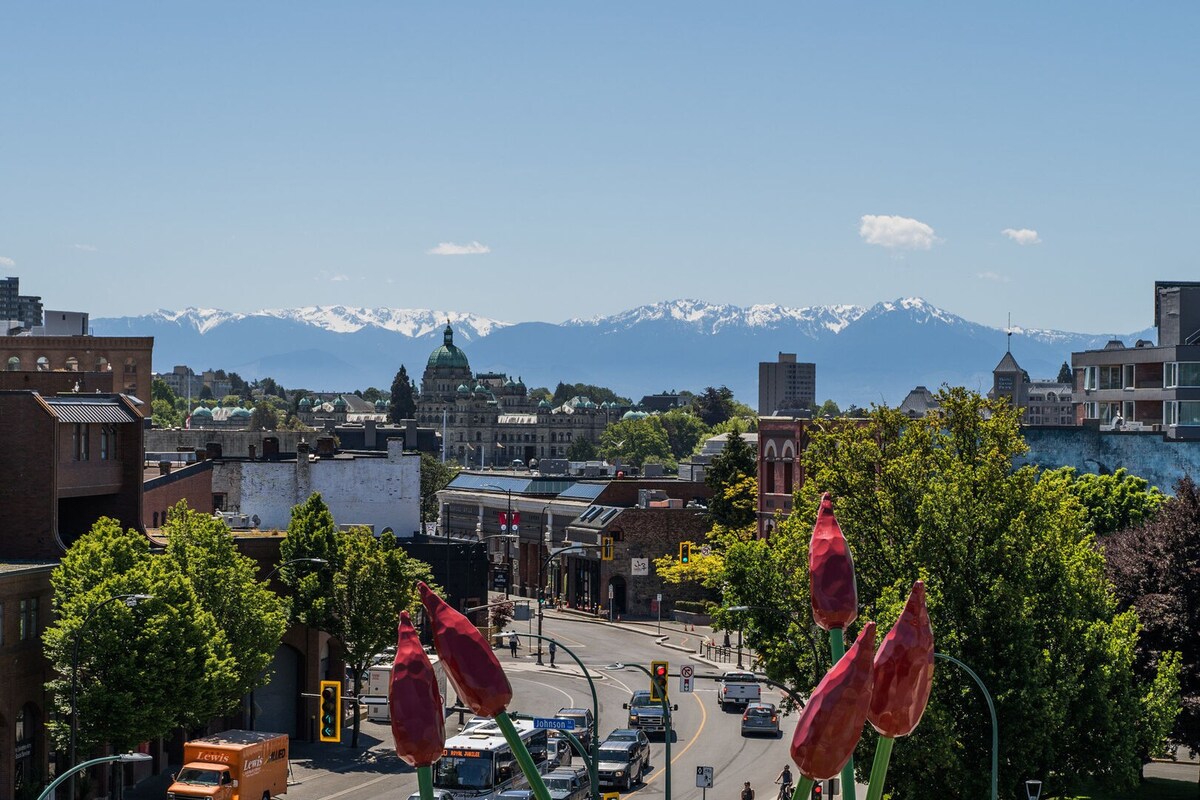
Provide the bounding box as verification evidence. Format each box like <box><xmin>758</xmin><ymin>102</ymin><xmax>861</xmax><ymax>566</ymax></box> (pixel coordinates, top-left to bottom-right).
<box><xmin>775</xmin><ymin>780</ymin><xmax>793</xmax><ymax>800</ymax></box>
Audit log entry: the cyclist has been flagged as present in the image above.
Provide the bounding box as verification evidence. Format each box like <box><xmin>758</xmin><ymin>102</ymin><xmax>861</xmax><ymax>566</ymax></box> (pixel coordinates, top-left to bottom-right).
<box><xmin>741</xmin><ymin>782</ymin><xmax>755</xmax><ymax>800</ymax></box>
<box><xmin>775</xmin><ymin>765</ymin><xmax>793</xmax><ymax>800</ymax></box>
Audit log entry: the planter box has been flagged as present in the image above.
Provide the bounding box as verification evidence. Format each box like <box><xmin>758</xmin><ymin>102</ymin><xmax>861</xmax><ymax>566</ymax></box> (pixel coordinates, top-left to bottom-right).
<box><xmin>673</xmin><ymin>610</ymin><xmax>712</xmax><ymax>627</ymax></box>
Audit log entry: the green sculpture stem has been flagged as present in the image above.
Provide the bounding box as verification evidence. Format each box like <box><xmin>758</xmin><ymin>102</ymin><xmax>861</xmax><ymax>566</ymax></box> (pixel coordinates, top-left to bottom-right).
<box><xmin>828</xmin><ymin>627</ymin><xmax>857</xmax><ymax>800</ymax></box>
<box><xmin>864</xmin><ymin>735</ymin><xmax>894</xmax><ymax>800</ymax></box>
<box><xmin>493</xmin><ymin>710</ymin><xmax>553</xmax><ymax>800</ymax></box>
<box><xmin>791</xmin><ymin>775</ymin><xmax>815</xmax><ymax>800</ymax></box>
<box><xmin>418</xmin><ymin>765</ymin><xmax>436</xmax><ymax>800</ymax></box>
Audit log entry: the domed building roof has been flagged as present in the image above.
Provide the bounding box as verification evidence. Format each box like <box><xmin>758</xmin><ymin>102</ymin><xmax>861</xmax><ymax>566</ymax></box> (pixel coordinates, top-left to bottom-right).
<box><xmin>473</xmin><ymin>384</ymin><xmax>488</xmax><ymax>394</ymax></box>
<box><xmin>622</xmin><ymin>410</ymin><xmax>649</xmax><ymax>421</ymax></box>
<box><xmin>426</xmin><ymin>324</ymin><xmax>471</xmax><ymax>371</ymax></box>
<box><xmin>538</xmin><ymin>398</ymin><xmax>552</xmax><ymax>409</ymax></box>
<box><xmin>192</xmin><ymin>406</ymin><xmax>213</xmax><ymax>417</ymax></box>
<box><xmin>230</xmin><ymin>407</ymin><xmax>252</xmax><ymax>418</ymax></box>
<box><xmin>504</xmin><ymin>377</ymin><xmax>516</xmax><ymax>388</ymax></box>
<box><xmin>332</xmin><ymin>396</ymin><xmax>347</xmax><ymax>410</ymax></box>
<box><xmin>457</xmin><ymin>383</ymin><xmax>470</xmax><ymax>394</ymax></box>
<box><xmin>375</xmin><ymin>399</ymin><xmax>387</xmax><ymax>411</ymax></box>
<box><xmin>298</xmin><ymin>396</ymin><xmax>311</xmax><ymax>410</ymax></box>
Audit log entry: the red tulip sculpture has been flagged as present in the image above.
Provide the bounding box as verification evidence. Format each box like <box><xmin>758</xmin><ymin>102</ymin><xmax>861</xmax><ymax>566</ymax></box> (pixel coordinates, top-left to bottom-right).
<box><xmin>389</xmin><ymin>611</ymin><xmax>446</xmax><ymax>800</ymax></box>
<box><xmin>809</xmin><ymin>492</ymin><xmax>861</xmax><ymax>798</ymax></box>
<box><xmin>864</xmin><ymin>581</ymin><xmax>935</xmax><ymax>800</ymax></box>
<box><xmin>789</xmin><ymin>622</ymin><xmax>877</xmax><ymax>799</ymax></box>
<box><xmin>418</xmin><ymin>583</ymin><xmax>551</xmax><ymax>800</ymax></box>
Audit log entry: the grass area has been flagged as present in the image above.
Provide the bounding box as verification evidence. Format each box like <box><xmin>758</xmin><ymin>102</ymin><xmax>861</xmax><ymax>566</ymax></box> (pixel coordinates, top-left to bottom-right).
<box><xmin>1047</xmin><ymin>777</ymin><xmax>1198</xmax><ymax>800</ymax></box>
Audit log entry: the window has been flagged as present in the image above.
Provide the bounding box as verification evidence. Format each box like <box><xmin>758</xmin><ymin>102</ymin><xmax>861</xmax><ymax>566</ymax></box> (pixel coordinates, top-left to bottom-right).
<box><xmin>1123</xmin><ymin>364</ymin><xmax>1135</xmax><ymax>389</ymax></box>
<box><xmin>19</xmin><ymin>598</ymin><xmax>38</xmax><ymax>641</ymax></box>
<box><xmin>73</xmin><ymin>424</ymin><xmax>89</xmax><ymax>461</ymax></box>
<box><xmin>100</xmin><ymin>426</ymin><xmax>109</xmax><ymax>460</ymax></box>
<box><xmin>1165</xmin><ymin>363</ymin><xmax>1177</xmax><ymax>388</ymax></box>
<box><xmin>1098</xmin><ymin>366</ymin><xmax>1122</xmax><ymax>390</ymax></box>
<box><xmin>1083</xmin><ymin>402</ymin><xmax>1098</xmax><ymax>419</ymax></box>
<box><xmin>1167</xmin><ymin>402</ymin><xmax>1200</xmax><ymax>426</ymax></box>
<box><xmin>1083</xmin><ymin>366</ymin><xmax>1098</xmax><ymax>390</ymax></box>
<box><xmin>1123</xmin><ymin>401</ymin><xmax>1135</xmax><ymax>420</ymax></box>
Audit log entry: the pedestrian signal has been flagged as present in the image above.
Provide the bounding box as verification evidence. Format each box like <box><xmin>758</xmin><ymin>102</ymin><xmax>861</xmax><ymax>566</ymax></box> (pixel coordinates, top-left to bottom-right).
<box><xmin>601</xmin><ymin>536</ymin><xmax>614</xmax><ymax>561</ymax></box>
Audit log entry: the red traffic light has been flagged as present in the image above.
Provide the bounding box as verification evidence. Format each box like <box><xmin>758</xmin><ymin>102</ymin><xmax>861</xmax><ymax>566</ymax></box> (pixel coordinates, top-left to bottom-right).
<box><xmin>812</xmin><ymin>784</ymin><xmax>822</xmax><ymax>799</ymax></box>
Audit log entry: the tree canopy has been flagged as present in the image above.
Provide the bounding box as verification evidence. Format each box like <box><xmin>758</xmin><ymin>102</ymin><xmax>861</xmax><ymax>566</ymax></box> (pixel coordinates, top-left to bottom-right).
<box><xmin>721</xmin><ymin>388</ymin><xmax>1179</xmax><ymax>797</ymax></box>
<box><xmin>704</xmin><ymin>427</ymin><xmax>757</xmax><ymax>528</ymax></box>
<box><xmin>552</xmin><ymin>382</ymin><xmax>630</xmax><ymax>406</ymax></box>
<box><xmin>389</xmin><ymin>365</ymin><xmax>416</xmax><ymax>422</ymax></box>
<box><xmin>421</xmin><ymin>452</ymin><xmax>460</xmax><ymax>523</ymax></box>
<box><xmin>597</xmin><ymin>416</ymin><xmax>674</xmax><ymax>468</ymax></box>
<box><xmin>279</xmin><ymin>493</ymin><xmax>436</xmax><ymax>747</ymax></box>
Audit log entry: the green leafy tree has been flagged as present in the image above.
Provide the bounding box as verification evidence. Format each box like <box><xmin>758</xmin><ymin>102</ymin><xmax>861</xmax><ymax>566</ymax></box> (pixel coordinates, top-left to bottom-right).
<box><xmin>1040</xmin><ymin>466</ymin><xmax>1166</xmax><ymax>536</ymax></box>
<box><xmin>250</xmin><ymin>400</ymin><xmax>279</xmax><ymax>431</ymax></box>
<box><xmin>692</xmin><ymin>385</ymin><xmax>737</xmax><ymax>426</ymax></box>
<box><xmin>389</xmin><ymin>365</ymin><xmax>417</xmax><ymax>422</ymax></box>
<box><xmin>421</xmin><ymin>452</ymin><xmax>460</xmax><ymax>523</ymax></box>
<box><xmin>280</xmin><ymin>496</ymin><xmax>435</xmax><ymax>747</ymax></box>
<box><xmin>152</xmin><ymin>398</ymin><xmax>182</xmax><ymax>429</ymax></box>
<box><xmin>1057</xmin><ymin>361</ymin><xmax>1073</xmax><ymax>384</ymax></box>
<box><xmin>151</xmin><ymin>378</ymin><xmax>177</xmax><ymax>405</ymax></box>
<box><xmin>815</xmin><ymin>399</ymin><xmax>842</xmax><ymax>418</ymax></box>
<box><xmin>528</xmin><ymin>386</ymin><xmax>553</xmax><ymax>401</ymax></box>
<box><xmin>551</xmin><ymin>382</ymin><xmax>630</xmax><ymax>406</ymax></box>
<box><xmin>198</xmin><ymin>384</ymin><xmax>213</xmax><ymax>401</ymax></box>
<box><xmin>1104</xmin><ymin>477</ymin><xmax>1199</xmax><ymax>754</ymax></box>
<box><xmin>362</xmin><ymin>386</ymin><xmax>384</xmax><ymax>403</ymax></box>
<box><xmin>704</xmin><ymin>427</ymin><xmax>757</xmax><ymax>528</ymax></box>
<box><xmin>566</xmin><ymin>437</ymin><xmax>596</xmax><ymax>461</ymax></box>
<box><xmin>228</xmin><ymin>371</ymin><xmax>249</xmax><ymax>398</ymax></box>
<box><xmin>598</xmin><ymin>417</ymin><xmax>674</xmax><ymax>468</ymax></box>
<box><xmin>43</xmin><ymin>519</ymin><xmax>238</xmax><ymax>755</ymax></box>
<box><xmin>728</xmin><ymin>389</ymin><xmax>1178</xmax><ymax>797</ymax></box>
<box><xmin>657</xmin><ymin>409</ymin><xmax>710</xmax><ymax>462</ymax></box>
<box><xmin>220</xmin><ymin>394</ymin><xmax>243</xmax><ymax>407</ymax></box>
<box><xmin>160</xmin><ymin>503</ymin><xmax>288</xmax><ymax>706</ymax></box>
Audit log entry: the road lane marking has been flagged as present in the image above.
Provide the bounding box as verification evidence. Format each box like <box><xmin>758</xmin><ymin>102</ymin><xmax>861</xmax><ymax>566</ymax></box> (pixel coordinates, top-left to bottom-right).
<box><xmin>317</xmin><ymin>772</ymin><xmax>392</xmax><ymax>799</ymax></box>
<box><xmin>512</xmin><ymin>675</ymin><xmax>576</xmax><ymax>707</ymax></box>
<box><xmin>633</xmin><ymin>682</ymin><xmax>707</xmax><ymax>793</ymax></box>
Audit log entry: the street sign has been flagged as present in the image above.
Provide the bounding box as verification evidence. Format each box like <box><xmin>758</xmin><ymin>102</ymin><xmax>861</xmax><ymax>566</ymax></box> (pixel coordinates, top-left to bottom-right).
<box><xmin>680</xmin><ymin>664</ymin><xmax>694</xmax><ymax>693</ymax></box>
<box><xmin>701</xmin><ymin>544</ymin><xmax>712</xmax><ymax>556</ymax></box>
<box><xmin>608</xmin><ymin>584</ymin><xmax>614</xmax><ymax>599</ymax></box>
<box><xmin>656</xmin><ymin>593</ymin><xmax>662</xmax><ymax>602</ymax></box>
<box><xmin>533</xmin><ymin>717</ymin><xmax>576</xmax><ymax>730</ymax></box>
<box><xmin>695</xmin><ymin>766</ymin><xmax>714</xmax><ymax>789</ymax></box>
<box><xmin>631</xmin><ymin>557</ymin><xmax>649</xmax><ymax>576</ymax></box>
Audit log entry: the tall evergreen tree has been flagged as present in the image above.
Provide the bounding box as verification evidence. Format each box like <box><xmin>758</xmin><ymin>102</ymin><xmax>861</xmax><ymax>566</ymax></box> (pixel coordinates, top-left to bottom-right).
<box><xmin>704</xmin><ymin>426</ymin><xmax>757</xmax><ymax>527</ymax></box>
<box><xmin>390</xmin><ymin>364</ymin><xmax>416</xmax><ymax>422</ymax></box>
<box><xmin>1057</xmin><ymin>360</ymin><xmax>1073</xmax><ymax>383</ymax></box>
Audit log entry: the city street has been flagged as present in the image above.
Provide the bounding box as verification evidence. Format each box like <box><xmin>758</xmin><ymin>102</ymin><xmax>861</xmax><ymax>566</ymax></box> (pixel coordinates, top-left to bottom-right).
<box><xmin>277</xmin><ymin>611</ymin><xmax>800</xmax><ymax>800</ymax></box>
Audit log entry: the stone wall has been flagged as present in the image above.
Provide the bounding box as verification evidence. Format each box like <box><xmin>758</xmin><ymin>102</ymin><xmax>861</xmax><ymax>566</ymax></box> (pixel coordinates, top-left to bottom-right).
<box><xmin>1020</xmin><ymin>425</ymin><xmax>1200</xmax><ymax>493</ymax></box>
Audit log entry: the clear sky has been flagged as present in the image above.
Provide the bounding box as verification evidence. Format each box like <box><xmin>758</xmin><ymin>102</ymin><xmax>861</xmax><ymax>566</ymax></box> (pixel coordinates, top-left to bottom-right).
<box><xmin>2</xmin><ymin>3</ymin><xmax>1197</xmax><ymax>333</ymax></box>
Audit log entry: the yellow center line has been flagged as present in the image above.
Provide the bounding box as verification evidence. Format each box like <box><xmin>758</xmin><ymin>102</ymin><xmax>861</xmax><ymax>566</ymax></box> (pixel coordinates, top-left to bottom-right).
<box><xmin>634</xmin><ymin>687</ymin><xmax>707</xmax><ymax>791</ymax></box>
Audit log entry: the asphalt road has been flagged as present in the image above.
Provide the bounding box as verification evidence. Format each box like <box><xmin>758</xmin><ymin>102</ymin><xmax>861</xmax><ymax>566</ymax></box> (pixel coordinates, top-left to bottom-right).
<box><xmin>280</xmin><ymin>612</ymin><xmax>801</xmax><ymax>800</ymax></box>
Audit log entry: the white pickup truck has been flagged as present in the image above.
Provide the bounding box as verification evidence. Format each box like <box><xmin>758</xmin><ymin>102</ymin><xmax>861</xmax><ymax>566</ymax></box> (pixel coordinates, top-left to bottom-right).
<box><xmin>717</xmin><ymin>670</ymin><xmax>761</xmax><ymax>711</ymax></box>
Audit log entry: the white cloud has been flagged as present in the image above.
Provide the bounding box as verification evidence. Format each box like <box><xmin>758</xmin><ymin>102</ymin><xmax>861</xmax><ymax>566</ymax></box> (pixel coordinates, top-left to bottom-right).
<box><xmin>859</xmin><ymin>215</ymin><xmax>937</xmax><ymax>250</ymax></box>
<box><xmin>73</xmin><ymin>244</ymin><xmax>98</xmax><ymax>252</ymax></box>
<box><xmin>427</xmin><ymin>241</ymin><xmax>491</xmax><ymax>256</ymax></box>
<box><xmin>1002</xmin><ymin>228</ymin><xmax>1041</xmax><ymax>245</ymax></box>
<box><xmin>330</xmin><ymin>273</ymin><xmax>350</xmax><ymax>282</ymax></box>
<box><xmin>0</xmin><ymin>256</ymin><xmax>14</xmax><ymax>267</ymax></box>
<box><xmin>977</xmin><ymin>271</ymin><xmax>1011</xmax><ymax>283</ymax></box>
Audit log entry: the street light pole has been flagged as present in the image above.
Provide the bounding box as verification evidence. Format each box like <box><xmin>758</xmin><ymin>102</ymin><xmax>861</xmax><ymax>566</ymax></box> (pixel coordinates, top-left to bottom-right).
<box><xmin>70</xmin><ymin>593</ymin><xmax>153</xmax><ymax>800</ymax></box>
<box><xmin>535</xmin><ymin>504</ymin><xmax>552</xmax><ymax>665</ymax></box>
<box><xmin>39</xmin><ymin>753</ymin><xmax>151</xmax><ymax>800</ymax></box>
<box><xmin>483</xmin><ymin>484</ymin><xmax>515</xmax><ymax>598</ymax></box>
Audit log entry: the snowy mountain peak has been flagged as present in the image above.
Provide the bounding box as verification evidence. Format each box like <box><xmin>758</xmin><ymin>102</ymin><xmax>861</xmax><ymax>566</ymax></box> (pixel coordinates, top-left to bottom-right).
<box><xmin>568</xmin><ymin>299</ymin><xmax>870</xmax><ymax>335</ymax></box>
<box><xmin>146</xmin><ymin>306</ymin><xmax>511</xmax><ymax>339</ymax></box>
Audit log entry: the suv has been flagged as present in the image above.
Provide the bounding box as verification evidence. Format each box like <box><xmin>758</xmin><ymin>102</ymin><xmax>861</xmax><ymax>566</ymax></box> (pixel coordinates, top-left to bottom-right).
<box><xmin>603</xmin><ymin>728</ymin><xmax>651</xmax><ymax>768</ymax></box>
<box><xmin>542</xmin><ymin>768</ymin><xmax>589</xmax><ymax>800</ymax></box>
<box><xmin>740</xmin><ymin>702</ymin><xmax>780</xmax><ymax>737</ymax></box>
<box><xmin>596</xmin><ymin>740</ymin><xmax>648</xmax><ymax>790</ymax></box>
<box><xmin>623</xmin><ymin>690</ymin><xmax>670</xmax><ymax>736</ymax></box>
<box><xmin>555</xmin><ymin>707</ymin><xmax>595</xmax><ymax>744</ymax></box>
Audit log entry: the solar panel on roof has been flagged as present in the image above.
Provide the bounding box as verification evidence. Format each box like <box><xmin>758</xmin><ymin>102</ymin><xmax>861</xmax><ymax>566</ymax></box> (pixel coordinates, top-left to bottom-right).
<box><xmin>599</xmin><ymin>508</ymin><xmax>621</xmax><ymax>524</ymax></box>
<box><xmin>557</xmin><ymin>483</ymin><xmax>606</xmax><ymax>500</ymax></box>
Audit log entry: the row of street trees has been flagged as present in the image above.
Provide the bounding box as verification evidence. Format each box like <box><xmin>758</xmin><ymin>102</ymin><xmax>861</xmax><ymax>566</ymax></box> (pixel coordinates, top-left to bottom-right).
<box><xmin>660</xmin><ymin>387</ymin><xmax>1187</xmax><ymax>797</ymax></box>
<box><xmin>43</xmin><ymin>493</ymin><xmax>437</xmax><ymax>770</ymax></box>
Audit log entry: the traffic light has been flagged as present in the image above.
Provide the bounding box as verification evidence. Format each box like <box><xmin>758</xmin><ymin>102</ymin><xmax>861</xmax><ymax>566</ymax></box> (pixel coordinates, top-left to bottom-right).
<box><xmin>319</xmin><ymin>680</ymin><xmax>342</xmax><ymax>743</ymax></box>
<box><xmin>601</xmin><ymin>536</ymin><xmax>614</xmax><ymax>561</ymax></box>
<box><xmin>679</xmin><ymin>542</ymin><xmax>691</xmax><ymax>564</ymax></box>
<box><xmin>811</xmin><ymin>781</ymin><xmax>822</xmax><ymax>799</ymax></box>
<box><xmin>649</xmin><ymin>660</ymin><xmax>669</xmax><ymax>702</ymax></box>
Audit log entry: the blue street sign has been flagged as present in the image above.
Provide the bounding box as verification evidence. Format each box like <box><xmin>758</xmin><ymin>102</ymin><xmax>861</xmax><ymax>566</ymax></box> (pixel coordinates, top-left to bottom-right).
<box><xmin>533</xmin><ymin>718</ymin><xmax>576</xmax><ymax>730</ymax></box>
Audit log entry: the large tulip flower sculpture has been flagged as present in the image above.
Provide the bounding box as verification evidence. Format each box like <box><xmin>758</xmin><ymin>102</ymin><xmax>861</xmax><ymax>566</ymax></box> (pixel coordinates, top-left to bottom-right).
<box><xmin>388</xmin><ymin>611</ymin><xmax>446</xmax><ymax>800</ymax></box>
<box><xmin>786</xmin><ymin>494</ymin><xmax>935</xmax><ymax>800</ymax></box>
<box><xmin>418</xmin><ymin>582</ymin><xmax>553</xmax><ymax>800</ymax></box>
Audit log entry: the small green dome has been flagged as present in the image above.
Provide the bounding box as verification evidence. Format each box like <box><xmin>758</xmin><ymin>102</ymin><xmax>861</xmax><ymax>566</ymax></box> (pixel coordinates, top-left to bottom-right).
<box><xmin>538</xmin><ymin>398</ymin><xmax>552</xmax><ymax>409</ymax></box>
<box><xmin>192</xmin><ymin>406</ymin><xmax>213</xmax><ymax>418</ymax></box>
<box><xmin>457</xmin><ymin>383</ymin><xmax>470</xmax><ymax>394</ymax></box>
<box><xmin>333</xmin><ymin>396</ymin><xmax>347</xmax><ymax>410</ymax></box>
<box><xmin>375</xmin><ymin>399</ymin><xmax>387</xmax><ymax>411</ymax></box>
<box><xmin>298</xmin><ymin>397</ymin><xmax>311</xmax><ymax>409</ymax></box>
<box><xmin>426</xmin><ymin>324</ymin><xmax>471</xmax><ymax>371</ymax></box>
<box><xmin>622</xmin><ymin>410</ymin><xmax>648</xmax><ymax>421</ymax></box>
<box><xmin>231</xmin><ymin>407</ymin><xmax>252</xmax><ymax>418</ymax></box>
<box><xmin>474</xmin><ymin>384</ymin><xmax>488</xmax><ymax>394</ymax></box>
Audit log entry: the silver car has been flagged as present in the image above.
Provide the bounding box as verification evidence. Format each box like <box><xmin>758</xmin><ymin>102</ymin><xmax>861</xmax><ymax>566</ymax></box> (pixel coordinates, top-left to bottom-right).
<box><xmin>740</xmin><ymin>702</ymin><xmax>780</xmax><ymax>737</ymax></box>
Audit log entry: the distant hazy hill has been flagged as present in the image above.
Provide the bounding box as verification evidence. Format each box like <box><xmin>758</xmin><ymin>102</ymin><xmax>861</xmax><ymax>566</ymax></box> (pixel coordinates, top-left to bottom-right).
<box><xmin>92</xmin><ymin>299</ymin><xmax>1153</xmax><ymax>407</ymax></box>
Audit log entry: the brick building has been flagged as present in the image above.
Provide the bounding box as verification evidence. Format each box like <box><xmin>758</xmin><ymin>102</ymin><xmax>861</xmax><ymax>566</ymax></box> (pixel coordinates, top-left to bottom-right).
<box><xmin>757</xmin><ymin>416</ymin><xmax>809</xmax><ymax>538</ymax></box>
<box><xmin>2</xmin><ymin>336</ymin><xmax>154</xmax><ymax>413</ymax></box>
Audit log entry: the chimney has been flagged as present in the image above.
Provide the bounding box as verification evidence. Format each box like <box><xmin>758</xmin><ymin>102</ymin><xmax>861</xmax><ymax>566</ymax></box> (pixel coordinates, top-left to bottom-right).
<box><xmin>195</xmin><ymin>448</ymin><xmax>207</xmax><ymax>462</ymax></box>
<box><xmin>159</xmin><ymin>460</ymin><xmax>172</xmax><ymax>476</ymax></box>
<box><xmin>316</xmin><ymin>436</ymin><xmax>336</xmax><ymax>457</ymax></box>
<box><xmin>205</xmin><ymin>441</ymin><xmax>223</xmax><ymax>459</ymax></box>
<box><xmin>262</xmin><ymin>437</ymin><xmax>280</xmax><ymax>459</ymax></box>
<box><xmin>248</xmin><ymin>444</ymin><xmax>256</xmax><ymax>460</ymax></box>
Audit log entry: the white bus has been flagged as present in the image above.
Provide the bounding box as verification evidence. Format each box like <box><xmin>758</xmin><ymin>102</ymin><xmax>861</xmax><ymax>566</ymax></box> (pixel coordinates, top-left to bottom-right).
<box><xmin>433</xmin><ymin>717</ymin><xmax>550</xmax><ymax>800</ymax></box>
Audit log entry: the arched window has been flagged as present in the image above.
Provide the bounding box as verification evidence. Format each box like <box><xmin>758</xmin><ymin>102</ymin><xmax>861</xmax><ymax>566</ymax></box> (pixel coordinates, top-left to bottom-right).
<box><xmin>95</xmin><ymin>356</ymin><xmax>109</xmax><ymax>371</ymax></box>
<box><xmin>6</xmin><ymin>356</ymin><xmax>18</xmax><ymax>371</ymax></box>
<box><xmin>124</xmin><ymin>357</ymin><xmax>136</xmax><ymax>375</ymax></box>
<box><xmin>65</xmin><ymin>356</ymin><xmax>79</xmax><ymax>372</ymax></box>
<box><xmin>36</xmin><ymin>356</ymin><xmax>49</xmax><ymax>371</ymax></box>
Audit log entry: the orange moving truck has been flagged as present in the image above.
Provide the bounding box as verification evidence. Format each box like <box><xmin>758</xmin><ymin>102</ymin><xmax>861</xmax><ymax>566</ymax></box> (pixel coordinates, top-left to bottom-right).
<box><xmin>166</xmin><ymin>730</ymin><xmax>288</xmax><ymax>800</ymax></box>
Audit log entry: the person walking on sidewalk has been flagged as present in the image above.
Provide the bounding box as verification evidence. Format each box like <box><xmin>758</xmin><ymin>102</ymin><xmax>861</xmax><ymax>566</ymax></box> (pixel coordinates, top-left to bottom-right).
<box><xmin>509</xmin><ymin>632</ymin><xmax>519</xmax><ymax>658</ymax></box>
<box><xmin>548</xmin><ymin>640</ymin><xmax>557</xmax><ymax>668</ymax></box>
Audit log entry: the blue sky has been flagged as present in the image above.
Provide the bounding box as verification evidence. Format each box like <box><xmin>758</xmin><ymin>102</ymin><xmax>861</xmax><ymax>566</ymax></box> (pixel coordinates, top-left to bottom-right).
<box><xmin>2</xmin><ymin>3</ymin><xmax>1197</xmax><ymax>333</ymax></box>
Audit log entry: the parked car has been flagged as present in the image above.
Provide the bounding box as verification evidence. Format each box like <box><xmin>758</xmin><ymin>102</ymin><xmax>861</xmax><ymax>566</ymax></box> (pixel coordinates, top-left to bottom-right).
<box><xmin>542</xmin><ymin>767</ymin><xmax>589</xmax><ymax>800</ymax></box>
<box><xmin>596</xmin><ymin>740</ymin><xmax>649</xmax><ymax>790</ymax></box>
<box><xmin>408</xmin><ymin>791</ymin><xmax>455</xmax><ymax>800</ymax></box>
<box><xmin>623</xmin><ymin>690</ymin><xmax>671</xmax><ymax>736</ymax></box>
<box><xmin>603</xmin><ymin>728</ymin><xmax>652</xmax><ymax>768</ymax></box>
<box><xmin>496</xmin><ymin>790</ymin><xmax>536</xmax><ymax>800</ymax></box>
<box><xmin>718</xmin><ymin>670</ymin><xmax>761</xmax><ymax>711</ymax></box>
<box><xmin>547</xmin><ymin>735</ymin><xmax>573</xmax><ymax>769</ymax></box>
<box><xmin>555</xmin><ymin>707</ymin><xmax>595</xmax><ymax>744</ymax></box>
<box><xmin>740</xmin><ymin>702</ymin><xmax>781</xmax><ymax>737</ymax></box>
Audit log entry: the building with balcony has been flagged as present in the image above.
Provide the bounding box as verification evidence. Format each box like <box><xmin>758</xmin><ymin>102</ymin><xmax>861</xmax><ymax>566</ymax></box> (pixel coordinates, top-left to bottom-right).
<box><xmin>1073</xmin><ymin>281</ymin><xmax>1200</xmax><ymax>437</ymax></box>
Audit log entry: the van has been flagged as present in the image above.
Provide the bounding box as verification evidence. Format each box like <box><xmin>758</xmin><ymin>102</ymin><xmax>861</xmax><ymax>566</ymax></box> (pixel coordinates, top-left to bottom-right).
<box><xmin>166</xmin><ymin>730</ymin><xmax>288</xmax><ymax>800</ymax></box>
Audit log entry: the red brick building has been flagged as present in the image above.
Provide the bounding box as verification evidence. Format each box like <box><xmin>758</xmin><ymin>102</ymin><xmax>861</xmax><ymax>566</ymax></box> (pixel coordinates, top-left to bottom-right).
<box><xmin>1</xmin><ymin>336</ymin><xmax>154</xmax><ymax>415</ymax></box>
<box><xmin>757</xmin><ymin>416</ymin><xmax>809</xmax><ymax>538</ymax></box>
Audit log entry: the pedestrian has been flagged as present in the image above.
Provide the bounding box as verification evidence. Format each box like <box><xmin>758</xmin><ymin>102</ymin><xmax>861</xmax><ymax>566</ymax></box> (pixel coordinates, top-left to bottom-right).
<box><xmin>741</xmin><ymin>781</ymin><xmax>755</xmax><ymax>800</ymax></box>
<box><xmin>549</xmin><ymin>640</ymin><xmax>557</xmax><ymax>668</ymax></box>
<box><xmin>509</xmin><ymin>633</ymin><xmax>519</xmax><ymax>658</ymax></box>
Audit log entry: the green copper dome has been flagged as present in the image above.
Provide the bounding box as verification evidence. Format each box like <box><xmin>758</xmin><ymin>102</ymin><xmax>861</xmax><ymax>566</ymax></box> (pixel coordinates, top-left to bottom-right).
<box><xmin>298</xmin><ymin>397</ymin><xmax>311</xmax><ymax>409</ymax></box>
<box><xmin>332</xmin><ymin>395</ymin><xmax>347</xmax><ymax>410</ymax></box>
<box><xmin>426</xmin><ymin>324</ymin><xmax>471</xmax><ymax>371</ymax></box>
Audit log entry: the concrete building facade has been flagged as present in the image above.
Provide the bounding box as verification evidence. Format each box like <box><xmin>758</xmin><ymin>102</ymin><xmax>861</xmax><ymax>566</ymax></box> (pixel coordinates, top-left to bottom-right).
<box><xmin>758</xmin><ymin>352</ymin><xmax>816</xmax><ymax>415</ymax></box>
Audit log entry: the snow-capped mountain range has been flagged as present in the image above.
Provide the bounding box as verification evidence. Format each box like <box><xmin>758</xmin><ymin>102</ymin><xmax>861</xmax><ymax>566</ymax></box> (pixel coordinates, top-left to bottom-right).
<box><xmin>93</xmin><ymin>299</ymin><xmax>1154</xmax><ymax>407</ymax></box>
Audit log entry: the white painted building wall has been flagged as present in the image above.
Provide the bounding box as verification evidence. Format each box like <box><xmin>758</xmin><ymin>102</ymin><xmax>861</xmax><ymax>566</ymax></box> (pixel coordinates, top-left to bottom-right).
<box><xmin>212</xmin><ymin>439</ymin><xmax>421</xmax><ymax>534</ymax></box>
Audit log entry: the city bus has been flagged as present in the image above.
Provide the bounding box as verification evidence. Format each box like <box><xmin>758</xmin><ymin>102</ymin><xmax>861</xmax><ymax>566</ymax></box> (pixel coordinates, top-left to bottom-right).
<box><xmin>434</xmin><ymin>717</ymin><xmax>550</xmax><ymax>800</ymax></box>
